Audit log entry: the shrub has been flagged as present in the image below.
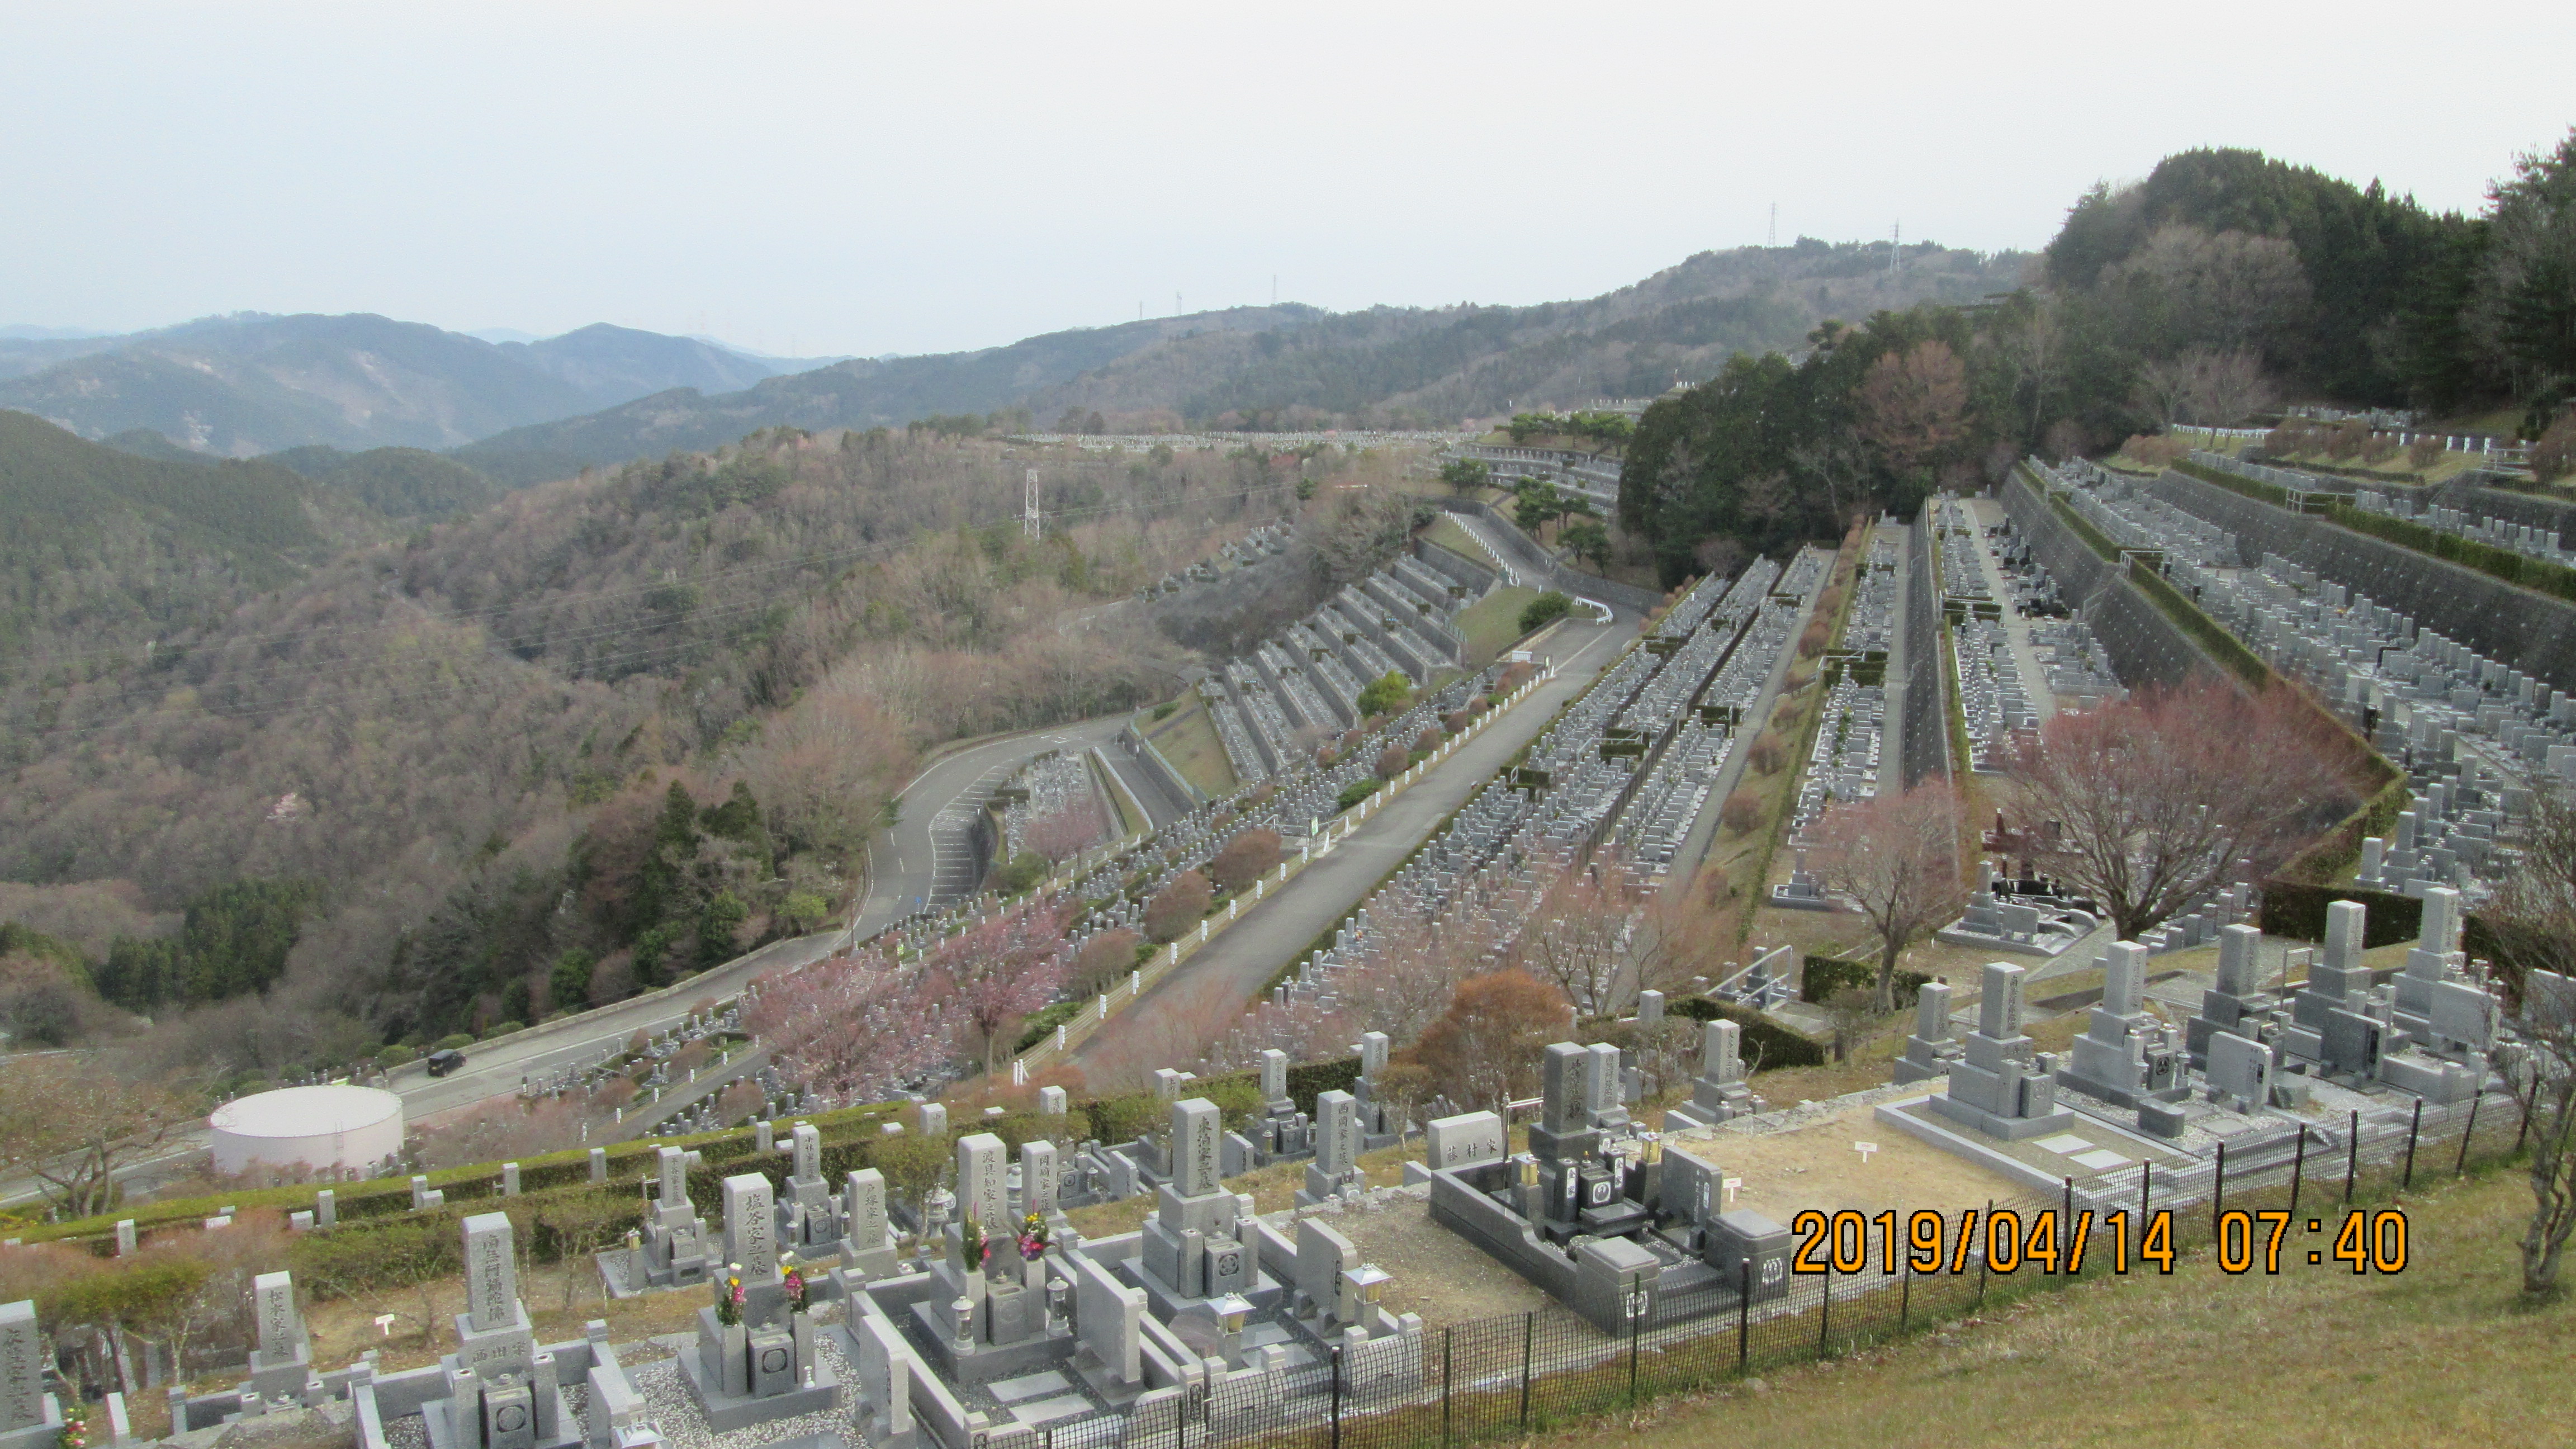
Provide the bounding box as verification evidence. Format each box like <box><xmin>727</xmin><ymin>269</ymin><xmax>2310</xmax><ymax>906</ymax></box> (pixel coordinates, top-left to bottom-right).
<box><xmin>1150</xmin><ymin>700</ymin><xmax>1178</xmax><ymax>722</ymax></box>
<box><xmin>377</xmin><ymin>1044</ymin><xmax>415</xmax><ymax>1068</ymax></box>
<box><xmin>2535</xmin><ymin>412</ymin><xmax>2576</xmax><ymax>484</ymax></box>
<box><xmin>1356</xmin><ymin>671</ymin><xmax>1412</xmax><ymax>719</ymax></box>
<box><xmin>2407</xmin><ymin>434</ymin><xmax>2446</xmax><ymax>471</ymax></box>
<box><xmin>1208</xmin><ymin>830</ymin><xmax>1282</xmax><ymax>892</ymax></box>
<box><xmin>2361</xmin><ymin>433</ymin><xmax>2400</xmax><ymax>465</ymax></box>
<box><xmin>1071</xmin><ymin>928</ymin><xmax>1143</xmax><ymax>996</ymax></box>
<box><xmin>1746</xmin><ymin>733</ymin><xmax>1788</xmax><ymax>775</ymax></box>
<box><xmin>1517</xmin><ymin>591</ymin><xmax>1573</xmax><ymax>634</ymax></box>
<box><xmin>991</xmin><ymin>850</ymin><xmax>1048</xmax><ymax>896</ymax></box>
<box><xmin>2324</xmin><ymin>419</ymin><xmax>2370</xmax><ymax>460</ymax></box>
<box><xmin>481</xmin><ymin>1021</ymin><xmax>525</xmax><ymax>1041</ymax></box>
<box><xmin>434</xmin><ymin>1033</ymin><xmax>475</xmax><ymax>1052</ymax></box>
<box><xmin>1719</xmin><ymin>789</ymin><xmax>1765</xmax><ymax>834</ymax></box>
<box><xmin>1336</xmin><ymin>778</ymin><xmax>1382</xmax><ymax>812</ymax></box>
<box><xmin>1797</xmin><ymin>621</ymin><xmax>1829</xmax><ymax>658</ymax></box>
<box><xmin>1374</xmin><ymin>744</ymin><xmax>1409</xmax><ymax>780</ymax></box>
<box><xmin>1143</xmin><ymin>872</ymin><xmax>1212</xmax><ymax>943</ymax></box>
<box><xmin>1415</xmin><ymin>727</ymin><xmax>1443</xmax><ymax>754</ymax></box>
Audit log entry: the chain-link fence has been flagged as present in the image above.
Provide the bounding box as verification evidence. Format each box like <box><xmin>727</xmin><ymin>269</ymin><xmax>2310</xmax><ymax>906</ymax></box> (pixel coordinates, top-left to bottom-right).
<box><xmin>1003</xmin><ymin>1088</ymin><xmax>2529</xmax><ymax>1449</ymax></box>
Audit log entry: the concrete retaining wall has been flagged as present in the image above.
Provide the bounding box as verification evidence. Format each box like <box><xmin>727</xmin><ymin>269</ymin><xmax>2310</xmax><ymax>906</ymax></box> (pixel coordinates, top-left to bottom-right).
<box><xmin>2143</xmin><ymin>467</ymin><xmax>2576</xmax><ymax>694</ymax></box>
<box><xmin>2001</xmin><ymin>471</ymin><xmax>2222</xmax><ymax>690</ymax></box>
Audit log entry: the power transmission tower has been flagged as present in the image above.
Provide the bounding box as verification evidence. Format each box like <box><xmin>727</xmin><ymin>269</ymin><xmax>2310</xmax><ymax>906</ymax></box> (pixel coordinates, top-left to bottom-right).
<box><xmin>1890</xmin><ymin>221</ymin><xmax>1901</xmax><ymax>278</ymax></box>
<box><xmin>1768</xmin><ymin>202</ymin><xmax>1777</xmax><ymax>248</ymax></box>
<box><xmin>1024</xmin><ymin>468</ymin><xmax>1041</xmax><ymax>539</ymax></box>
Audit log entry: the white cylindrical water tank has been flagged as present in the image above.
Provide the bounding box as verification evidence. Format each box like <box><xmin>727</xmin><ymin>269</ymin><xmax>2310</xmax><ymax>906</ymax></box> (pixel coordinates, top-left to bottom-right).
<box><xmin>208</xmin><ymin>1085</ymin><xmax>405</xmax><ymax>1175</ymax></box>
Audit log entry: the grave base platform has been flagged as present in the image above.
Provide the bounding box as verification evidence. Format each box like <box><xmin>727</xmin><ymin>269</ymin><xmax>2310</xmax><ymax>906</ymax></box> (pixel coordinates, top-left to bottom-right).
<box><xmin>676</xmin><ymin>1341</ymin><xmax>840</xmax><ymax>1433</ymax></box>
<box><xmin>1926</xmin><ymin>1092</ymin><xmax>2077</xmax><ymax>1141</ymax></box>
<box><xmin>419</xmin><ymin>1391</ymin><xmax>581</xmax><ymax>1449</ymax></box>
<box><xmin>902</xmin><ymin>1303</ymin><xmax>1078</xmax><ymax>1387</ymax></box>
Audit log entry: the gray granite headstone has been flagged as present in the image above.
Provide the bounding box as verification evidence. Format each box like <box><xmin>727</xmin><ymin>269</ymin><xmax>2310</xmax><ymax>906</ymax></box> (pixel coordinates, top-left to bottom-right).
<box><xmin>957</xmin><ymin>1133</ymin><xmax>1008</xmax><ymax>1230</ymax></box>
<box><xmin>0</xmin><ymin>1300</ymin><xmax>41</xmax><ymax>1432</ymax></box>
<box><xmin>720</xmin><ymin>1174</ymin><xmax>776</xmax><ymax>1278</ymax></box>
<box><xmin>1171</xmin><ymin>1099</ymin><xmax>1221</xmax><ymax>1197</ymax></box>
<box><xmin>1423</xmin><ymin>1111</ymin><xmax>1504</xmax><ymax>1170</ymax></box>
<box><xmin>462</xmin><ymin>1213</ymin><xmax>519</xmax><ymax>1334</ymax></box>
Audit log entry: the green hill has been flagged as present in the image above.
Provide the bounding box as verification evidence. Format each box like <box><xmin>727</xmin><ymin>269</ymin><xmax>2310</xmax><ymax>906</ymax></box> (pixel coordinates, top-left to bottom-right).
<box><xmin>0</xmin><ymin>409</ymin><xmax>327</xmax><ymax>664</ymax></box>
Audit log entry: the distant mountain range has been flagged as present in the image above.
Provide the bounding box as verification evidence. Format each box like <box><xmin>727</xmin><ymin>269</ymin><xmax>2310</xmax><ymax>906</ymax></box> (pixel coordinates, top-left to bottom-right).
<box><xmin>1</xmin><ymin>238</ymin><xmax>2028</xmax><ymax>489</ymax></box>
<box><xmin>463</xmin><ymin>240</ymin><xmax>2026</xmax><ymax>477</ymax></box>
<box><xmin>0</xmin><ymin>315</ymin><xmax>831</xmax><ymax>456</ymax></box>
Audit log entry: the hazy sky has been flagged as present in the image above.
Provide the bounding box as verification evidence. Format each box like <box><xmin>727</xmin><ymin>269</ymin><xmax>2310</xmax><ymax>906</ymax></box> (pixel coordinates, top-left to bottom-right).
<box><xmin>5</xmin><ymin>1</ymin><xmax>2568</xmax><ymax>358</ymax></box>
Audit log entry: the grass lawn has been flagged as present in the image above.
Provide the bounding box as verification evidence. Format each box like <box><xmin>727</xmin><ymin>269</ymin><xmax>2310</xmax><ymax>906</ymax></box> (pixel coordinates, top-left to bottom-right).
<box><xmin>1615</xmin><ymin>1167</ymin><xmax>2572</xmax><ymax>1448</ymax></box>
<box><xmin>1452</xmin><ymin>585</ymin><xmax>1542</xmax><ymax>667</ymax></box>
<box><xmin>1139</xmin><ymin>694</ymin><xmax>1237</xmax><ymax>798</ymax></box>
<box><xmin>1423</xmin><ymin>513</ymin><xmax>1494</xmax><ymax>570</ymax></box>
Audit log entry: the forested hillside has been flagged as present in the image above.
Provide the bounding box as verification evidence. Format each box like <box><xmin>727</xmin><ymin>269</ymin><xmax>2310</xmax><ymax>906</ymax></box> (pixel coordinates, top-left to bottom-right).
<box><xmin>0</xmin><ymin>420</ymin><xmax>1364</xmax><ymax>1079</ymax></box>
<box><xmin>1620</xmin><ymin>137</ymin><xmax>2576</xmax><ymax>583</ymax></box>
<box><xmin>1030</xmin><ymin>240</ymin><xmax>2025</xmax><ymax>429</ymax></box>
<box><xmin>0</xmin><ymin>410</ymin><xmax>343</xmax><ymax>667</ymax></box>
<box><xmin>455</xmin><ymin>306</ymin><xmax>1318</xmax><ymax>480</ymax></box>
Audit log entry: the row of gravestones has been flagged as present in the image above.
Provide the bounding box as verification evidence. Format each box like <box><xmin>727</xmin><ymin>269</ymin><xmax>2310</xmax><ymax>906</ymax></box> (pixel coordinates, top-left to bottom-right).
<box><xmin>1205</xmin><ymin>555</ymin><xmax>1829</xmax><ymax>1077</ymax></box>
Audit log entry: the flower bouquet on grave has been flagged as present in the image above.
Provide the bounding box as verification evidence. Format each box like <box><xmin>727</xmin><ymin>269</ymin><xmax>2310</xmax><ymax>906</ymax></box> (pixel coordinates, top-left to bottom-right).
<box><xmin>960</xmin><ymin>1215</ymin><xmax>989</xmax><ymax>1273</ymax></box>
<box><xmin>1018</xmin><ymin>1212</ymin><xmax>1049</xmax><ymax>1261</ymax></box>
<box><xmin>58</xmin><ymin>1404</ymin><xmax>87</xmax><ymax>1449</ymax></box>
<box><xmin>716</xmin><ymin>1267</ymin><xmax>745</xmax><ymax>1327</ymax></box>
<box><xmin>782</xmin><ymin>1254</ymin><xmax>808</xmax><ymax>1314</ymax></box>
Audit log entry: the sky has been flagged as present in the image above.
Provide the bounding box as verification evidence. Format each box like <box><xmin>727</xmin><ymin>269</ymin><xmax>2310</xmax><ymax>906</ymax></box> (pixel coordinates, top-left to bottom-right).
<box><xmin>3</xmin><ymin>1</ymin><xmax>2569</xmax><ymax>359</ymax></box>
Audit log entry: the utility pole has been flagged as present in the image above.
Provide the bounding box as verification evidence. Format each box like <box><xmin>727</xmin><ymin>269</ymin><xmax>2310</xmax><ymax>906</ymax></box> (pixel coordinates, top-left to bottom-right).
<box><xmin>1024</xmin><ymin>468</ymin><xmax>1041</xmax><ymax>539</ymax></box>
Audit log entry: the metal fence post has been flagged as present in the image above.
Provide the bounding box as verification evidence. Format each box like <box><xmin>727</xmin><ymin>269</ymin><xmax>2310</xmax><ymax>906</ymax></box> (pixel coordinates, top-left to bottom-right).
<box><xmin>2403</xmin><ymin>1098</ymin><xmax>2422</xmax><ymax>1190</ymax></box>
<box><xmin>1329</xmin><ymin>1346</ymin><xmax>1342</xmax><ymax>1449</ymax></box>
<box><xmin>1442</xmin><ymin>1328</ymin><xmax>1452</xmax><ymax>1448</ymax></box>
<box><xmin>1518</xmin><ymin>1311</ymin><xmax>1533</xmax><ymax>1431</ymax></box>
<box><xmin>2456</xmin><ymin>1092</ymin><xmax>2480</xmax><ymax>1176</ymax></box>
<box><xmin>1818</xmin><ymin>1271</ymin><xmax>1831</xmax><ymax>1356</ymax></box>
<box><xmin>2059</xmin><ymin>1178</ymin><xmax>2073</xmax><ymax>1278</ymax></box>
<box><xmin>1899</xmin><ymin>1262</ymin><xmax>1911</xmax><ymax>1333</ymax></box>
<box><xmin>1629</xmin><ymin>1294</ymin><xmax>1643</xmax><ymax>1404</ymax></box>
<box><xmin>2288</xmin><ymin>1124</ymin><xmax>2307</xmax><ymax>1221</ymax></box>
<box><xmin>2212</xmin><ymin>1142</ymin><xmax>2226</xmax><ymax>1239</ymax></box>
<box><xmin>2344</xmin><ymin>1110</ymin><xmax>2359</xmax><ymax>1202</ymax></box>
<box><xmin>1736</xmin><ymin>1258</ymin><xmax>1751</xmax><ymax>1370</ymax></box>
<box><xmin>1977</xmin><ymin>1197</ymin><xmax>1992</xmax><ymax>1307</ymax></box>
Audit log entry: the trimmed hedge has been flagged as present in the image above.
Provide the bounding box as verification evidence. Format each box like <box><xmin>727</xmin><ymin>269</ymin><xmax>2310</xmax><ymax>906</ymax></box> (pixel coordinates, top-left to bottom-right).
<box><xmin>1670</xmin><ymin>995</ymin><xmax>1826</xmax><ymax>1069</ymax></box>
<box><xmin>2257</xmin><ymin>882</ymin><xmax>2422</xmax><ymax>947</ymax></box>
<box><xmin>2129</xmin><ymin>560</ymin><xmax>2271</xmax><ymax>688</ymax></box>
<box><xmin>1800</xmin><ymin>955</ymin><xmax>1929</xmax><ymax>1007</ymax></box>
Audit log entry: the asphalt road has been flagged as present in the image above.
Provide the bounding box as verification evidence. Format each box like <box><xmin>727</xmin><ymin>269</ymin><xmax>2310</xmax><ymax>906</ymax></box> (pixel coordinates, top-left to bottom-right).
<box><xmin>0</xmin><ymin>706</ymin><xmax>1202</xmax><ymax>1206</ymax></box>
<box><xmin>416</xmin><ymin>712</ymin><xmax>1196</xmax><ymax>1114</ymax></box>
<box><xmin>1064</xmin><ymin>612</ymin><xmax>1634</xmax><ymax>1083</ymax></box>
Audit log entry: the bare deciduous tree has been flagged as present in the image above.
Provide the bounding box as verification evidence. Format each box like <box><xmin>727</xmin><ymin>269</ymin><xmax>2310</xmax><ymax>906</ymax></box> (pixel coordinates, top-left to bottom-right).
<box><xmin>1810</xmin><ymin>780</ymin><xmax>1970</xmax><ymax>1011</ymax></box>
<box><xmin>2006</xmin><ymin>680</ymin><xmax>2364</xmax><ymax>940</ymax></box>
<box><xmin>2482</xmin><ymin>783</ymin><xmax>2576</xmax><ymax>1297</ymax></box>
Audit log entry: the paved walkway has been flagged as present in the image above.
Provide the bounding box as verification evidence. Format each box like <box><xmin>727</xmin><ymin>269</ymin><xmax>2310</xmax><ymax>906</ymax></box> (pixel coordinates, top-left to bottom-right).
<box><xmin>1066</xmin><ymin>614</ymin><xmax>1635</xmax><ymax>1082</ymax></box>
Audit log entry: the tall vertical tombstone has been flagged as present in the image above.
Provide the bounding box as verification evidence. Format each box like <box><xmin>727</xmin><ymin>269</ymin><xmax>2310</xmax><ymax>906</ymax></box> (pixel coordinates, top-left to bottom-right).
<box><xmin>246</xmin><ymin>1271</ymin><xmax>318</xmax><ymax>1406</ymax></box>
<box><xmin>0</xmin><ymin>1301</ymin><xmax>60</xmax><ymax>1449</ymax></box>
<box><xmin>1931</xmin><ymin>963</ymin><xmax>2073</xmax><ymax>1139</ymax></box>
<box><xmin>835</xmin><ymin>1168</ymin><xmax>899</xmax><ymax>1279</ymax></box>
<box><xmin>1298</xmin><ymin>1090</ymin><xmax>1362</xmax><ymax>1206</ymax></box>
<box><xmin>1139</xmin><ymin>1098</ymin><xmax>1249</xmax><ymax>1309</ymax></box>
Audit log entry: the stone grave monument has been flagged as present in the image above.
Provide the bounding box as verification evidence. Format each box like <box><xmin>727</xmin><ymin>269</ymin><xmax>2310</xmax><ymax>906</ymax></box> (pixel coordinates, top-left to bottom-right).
<box><xmin>678</xmin><ymin>1174</ymin><xmax>835</xmax><ymax>1431</ymax></box>
<box><xmin>1929</xmin><ymin>963</ymin><xmax>2075</xmax><ymax>1140</ymax></box>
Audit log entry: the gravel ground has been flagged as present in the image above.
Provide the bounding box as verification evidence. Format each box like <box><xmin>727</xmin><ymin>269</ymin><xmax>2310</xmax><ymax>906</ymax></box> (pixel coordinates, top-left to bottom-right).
<box><xmin>629</xmin><ymin>1331</ymin><xmax>854</xmax><ymax>1449</ymax></box>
